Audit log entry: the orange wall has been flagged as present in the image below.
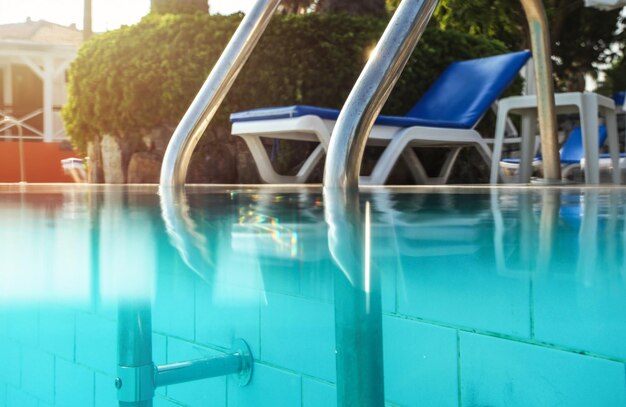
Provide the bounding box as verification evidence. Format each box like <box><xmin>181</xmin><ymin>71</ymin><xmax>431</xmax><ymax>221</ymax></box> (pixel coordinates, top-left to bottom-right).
<box><xmin>0</xmin><ymin>141</ymin><xmax>78</xmax><ymax>183</ymax></box>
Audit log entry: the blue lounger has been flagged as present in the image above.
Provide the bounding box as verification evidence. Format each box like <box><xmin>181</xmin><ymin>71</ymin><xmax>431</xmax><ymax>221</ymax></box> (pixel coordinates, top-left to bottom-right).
<box><xmin>500</xmin><ymin>125</ymin><xmax>625</xmax><ymax>180</ymax></box>
<box><xmin>231</xmin><ymin>50</ymin><xmax>531</xmax><ymax>185</ymax></box>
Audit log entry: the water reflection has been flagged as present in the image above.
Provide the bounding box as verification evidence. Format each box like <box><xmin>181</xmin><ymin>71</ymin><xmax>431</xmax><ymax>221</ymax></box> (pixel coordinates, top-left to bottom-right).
<box><xmin>0</xmin><ymin>190</ymin><xmax>92</xmax><ymax>303</ymax></box>
<box><xmin>1</xmin><ymin>186</ymin><xmax>626</xmax><ymax>406</ymax></box>
<box><xmin>324</xmin><ymin>187</ymin><xmax>384</xmax><ymax>407</ymax></box>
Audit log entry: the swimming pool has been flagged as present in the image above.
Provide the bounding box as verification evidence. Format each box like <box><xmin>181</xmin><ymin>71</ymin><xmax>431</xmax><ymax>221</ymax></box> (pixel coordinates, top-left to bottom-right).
<box><xmin>1</xmin><ymin>184</ymin><xmax>625</xmax><ymax>406</ymax></box>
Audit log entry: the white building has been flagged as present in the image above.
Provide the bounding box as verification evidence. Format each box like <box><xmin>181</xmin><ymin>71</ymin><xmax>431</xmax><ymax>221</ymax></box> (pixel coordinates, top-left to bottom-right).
<box><xmin>0</xmin><ymin>19</ymin><xmax>81</xmax><ymax>142</ymax></box>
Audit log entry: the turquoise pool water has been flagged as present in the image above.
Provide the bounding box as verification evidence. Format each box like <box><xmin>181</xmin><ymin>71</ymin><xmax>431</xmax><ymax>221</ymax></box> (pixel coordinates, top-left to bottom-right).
<box><xmin>1</xmin><ymin>185</ymin><xmax>626</xmax><ymax>406</ymax></box>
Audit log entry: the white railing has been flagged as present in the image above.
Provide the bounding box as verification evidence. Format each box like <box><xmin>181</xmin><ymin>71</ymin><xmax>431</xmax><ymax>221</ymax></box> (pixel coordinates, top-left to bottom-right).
<box><xmin>0</xmin><ymin>109</ymin><xmax>44</xmax><ymax>140</ymax></box>
<box><xmin>0</xmin><ymin>115</ymin><xmax>26</xmax><ymax>182</ymax></box>
<box><xmin>0</xmin><ymin>108</ymin><xmax>68</xmax><ymax>141</ymax></box>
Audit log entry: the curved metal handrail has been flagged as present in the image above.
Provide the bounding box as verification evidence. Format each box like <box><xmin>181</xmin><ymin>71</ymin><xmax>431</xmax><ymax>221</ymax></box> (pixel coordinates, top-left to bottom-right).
<box><xmin>324</xmin><ymin>0</ymin><xmax>560</xmax><ymax>188</ymax></box>
<box><xmin>159</xmin><ymin>0</ymin><xmax>281</xmax><ymax>188</ymax></box>
<box><xmin>323</xmin><ymin>0</ymin><xmax>439</xmax><ymax>189</ymax></box>
<box><xmin>159</xmin><ymin>0</ymin><xmax>560</xmax><ymax>189</ymax></box>
<box><xmin>518</xmin><ymin>0</ymin><xmax>560</xmax><ymax>181</ymax></box>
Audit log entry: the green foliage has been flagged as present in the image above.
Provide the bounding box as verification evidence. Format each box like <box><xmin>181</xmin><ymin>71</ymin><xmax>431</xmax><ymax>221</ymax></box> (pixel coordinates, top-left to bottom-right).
<box><xmin>599</xmin><ymin>56</ymin><xmax>626</xmax><ymax>95</ymax></box>
<box><xmin>151</xmin><ymin>0</ymin><xmax>208</xmax><ymax>14</ymax></box>
<box><xmin>434</xmin><ymin>0</ymin><xmax>625</xmax><ymax>90</ymax></box>
<box><xmin>63</xmin><ymin>13</ymin><xmax>509</xmax><ymax>155</ymax></box>
<box><xmin>278</xmin><ymin>0</ymin><xmax>316</xmax><ymax>14</ymax></box>
<box><xmin>316</xmin><ymin>0</ymin><xmax>387</xmax><ymax>16</ymax></box>
<box><xmin>385</xmin><ymin>0</ymin><xmax>401</xmax><ymax>12</ymax></box>
<box><xmin>278</xmin><ymin>0</ymin><xmax>387</xmax><ymax>15</ymax></box>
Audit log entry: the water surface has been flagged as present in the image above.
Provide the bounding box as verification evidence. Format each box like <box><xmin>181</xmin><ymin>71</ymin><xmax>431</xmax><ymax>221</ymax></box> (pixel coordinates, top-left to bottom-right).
<box><xmin>1</xmin><ymin>185</ymin><xmax>625</xmax><ymax>407</ymax></box>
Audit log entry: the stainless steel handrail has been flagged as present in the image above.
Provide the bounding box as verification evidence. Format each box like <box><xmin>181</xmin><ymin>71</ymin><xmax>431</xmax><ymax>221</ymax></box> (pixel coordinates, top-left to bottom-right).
<box><xmin>324</xmin><ymin>0</ymin><xmax>560</xmax><ymax>188</ymax></box>
<box><xmin>323</xmin><ymin>0</ymin><xmax>440</xmax><ymax>189</ymax></box>
<box><xmin>159</xmin><ymin>0</ymin><xmax>281</xmax><ymax>188</ymax></box>
<box><xmin>519</xmin><ymin>0</ymin><xmax>560</xmax><ymax>181</ymax></box>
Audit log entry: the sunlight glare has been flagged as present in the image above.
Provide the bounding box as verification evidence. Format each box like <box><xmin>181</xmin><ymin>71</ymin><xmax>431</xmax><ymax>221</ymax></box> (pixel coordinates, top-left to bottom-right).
<box><xmin>0</xmin><ymin>0</ymin><xmax>255</xmax><ymax>32</ymax></box>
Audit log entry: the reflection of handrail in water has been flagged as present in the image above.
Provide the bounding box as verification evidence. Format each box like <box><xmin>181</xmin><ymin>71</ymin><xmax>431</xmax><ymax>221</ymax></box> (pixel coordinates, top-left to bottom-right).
<box><xmin>130</xmin><ymin>188</ymin><xmax>256</xmax><ymax>405</ymax></box>
<box><xmin>324</xmin><ymin>187</ymin><xmax>385</xmax><ymax>407</ymax></box>
<box><xmin>0</xmin><ymin>116</ymin><xmax>26</xmax><ymax>183</ymax></box>
<box><xmin>158</xmin><ymin>186</ymin><xmax>214</xmax><ymax>282</ymax></box>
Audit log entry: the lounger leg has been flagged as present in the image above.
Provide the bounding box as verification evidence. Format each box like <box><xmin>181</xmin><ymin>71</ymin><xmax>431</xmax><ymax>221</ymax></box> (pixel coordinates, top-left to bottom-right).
<box><xmin>473</xmin><ymin>141</ymin><xmax>493</xmax><ymax>169</ymax></box>
<box><xmin>581</xmin><ymin>94</ymin><xmax>600</xmax><ymax>184</ymax></box>
<box><xmin>490</xmin><ymin>103</ymin><xmax>510</xmax><ymax>184</ymax></box>
<box><xmin>437</xmin><ymin>147</ymin><xmax>463</xmax><ymax>184</ymax></box>
<box><xmin>400</xmin><ymin>148</ymin><xmax>431</xmax><ymax>184</ymax></box>
<box><xmin>239</xmin><ymin>135</ymin><xmax>301</xmax><ymax>183</ymax></box>
<box><xmin>605</xmin><ymin>107</ymin><xmax>621</xmax><ymax>184</ymax></box>
<box><xmin>519</xmin><ymin>113</ymin><xmax>537</xmax><ymax>183</ymax></box>
<box><xmin>369</xmin><ymin>127</ymin><xmax>491</xmax><ymax>185</ymax></box>
<box><xmin>367</xmin><ymin>131</ymin><xmax>414</xmax><ymax>185</ymax></box>
<box><xmin>296</xmin><ymin>144</ymin><xmax>325</xmax><ymax>181</ymax></box>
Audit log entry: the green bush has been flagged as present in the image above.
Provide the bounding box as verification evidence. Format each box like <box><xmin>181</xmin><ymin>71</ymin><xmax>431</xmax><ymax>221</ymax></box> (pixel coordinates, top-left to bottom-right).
<box><xmin>63</xmin><ymin>13</ymin><xmax>510</xmax><ymax>180</ymax></box>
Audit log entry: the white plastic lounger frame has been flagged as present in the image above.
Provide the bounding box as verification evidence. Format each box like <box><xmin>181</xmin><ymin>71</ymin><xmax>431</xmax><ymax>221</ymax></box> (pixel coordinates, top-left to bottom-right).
<box><xmin>232</xmin><ymin>115</ymin><xmax>492</xmax><ymax>185</ymax></box>
<box><xmin>490</xmin><ymin>92</ymin><xmax>621</xmax><ymax>184</ymax></box>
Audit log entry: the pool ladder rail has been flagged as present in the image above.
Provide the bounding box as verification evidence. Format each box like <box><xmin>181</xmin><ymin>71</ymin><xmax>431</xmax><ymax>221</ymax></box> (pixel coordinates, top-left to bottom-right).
<box><xmin>155</xmin><ymin>0</ymin><xmax>561</xmax><ymax>401</ymax></box>
<box><xmin>116</xmin><ymin>338</ymin><xmax>253</xmax><ymax>404</ymax></box>
<box><xmin>160</xmin><ymin>0</ymin><xmax>560</xmax><ymax>190</ymax></box>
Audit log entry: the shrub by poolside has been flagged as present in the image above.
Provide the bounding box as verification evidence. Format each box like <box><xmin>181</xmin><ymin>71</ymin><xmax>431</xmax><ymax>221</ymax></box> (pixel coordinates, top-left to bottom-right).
<box><xmin>63</xmin><ymin>13</ymin><xmax>510</xmax><ymax>183</ymax></box>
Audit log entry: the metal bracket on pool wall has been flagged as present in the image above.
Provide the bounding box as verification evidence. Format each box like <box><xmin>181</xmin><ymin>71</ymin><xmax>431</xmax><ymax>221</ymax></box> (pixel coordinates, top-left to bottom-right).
<box><xmin>116</xmin><ymin>339</ymin><xmax>253</xmax><ymax>403</ymax></box>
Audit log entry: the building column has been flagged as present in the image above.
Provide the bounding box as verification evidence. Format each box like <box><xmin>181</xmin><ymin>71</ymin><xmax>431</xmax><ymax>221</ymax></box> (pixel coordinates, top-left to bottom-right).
<box><xmin>42</xmin><ymin>56</ymin><xmax>54</xmax><ymax>142</ymax></box>
<box><xmin>2</xmin><ymin>63</ymin><xmax>13</xmax><ymax>114</ymax></box>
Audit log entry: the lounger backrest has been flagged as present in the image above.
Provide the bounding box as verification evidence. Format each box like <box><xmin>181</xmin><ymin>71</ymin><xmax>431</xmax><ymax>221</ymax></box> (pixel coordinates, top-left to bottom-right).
<box><xmin>560</xmin><ymin>125</ymin><xmax>607</xmax><ymax>163</ymax></box>
<box><xmin>405</xmin><ymin>50</ymin><xmax>532</xmax><ymax>129</ymax></box>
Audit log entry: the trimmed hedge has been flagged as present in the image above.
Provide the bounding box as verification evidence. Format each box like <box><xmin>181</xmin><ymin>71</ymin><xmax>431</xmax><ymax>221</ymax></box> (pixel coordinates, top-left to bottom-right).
<box><xmin>63</xmin><ymin>13</ymin><xmax>510</xmax><ymax>181</ymax></box>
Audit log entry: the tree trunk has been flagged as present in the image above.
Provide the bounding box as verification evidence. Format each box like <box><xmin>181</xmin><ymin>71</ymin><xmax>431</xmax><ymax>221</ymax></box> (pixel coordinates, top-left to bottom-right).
<box><xmin>83</xmin><ymin>0</ymin><xmax>92</xmax><ymax>41</ymax></box>
<box><xmin>317</xmin><ymin>0</ymin><xmax>386</xmax><ymax>16</ymax></box>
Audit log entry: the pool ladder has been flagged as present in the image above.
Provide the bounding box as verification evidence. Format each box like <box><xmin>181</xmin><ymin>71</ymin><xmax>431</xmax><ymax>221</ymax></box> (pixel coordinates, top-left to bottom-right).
<box><xmin>160</xmin><ymin>0</ymin><xmax>560</xmax><ymax>189</ymax></box>
<box><xmin>154</xmin><ymin>0</ymin><xmax>560</xmax><ymax>401</ymax></box>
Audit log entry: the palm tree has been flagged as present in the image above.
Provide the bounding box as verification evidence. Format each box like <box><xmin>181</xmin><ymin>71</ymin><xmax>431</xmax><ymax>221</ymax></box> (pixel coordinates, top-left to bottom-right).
<box><xmin>150</xmin><ymin>0</ymin><xmax>209</xmax><ymax>14</ymax></box>
<box><xmin>83</xmin><ymin>0</ymin><xmax>92</xmax><ymax>41</ymax></box>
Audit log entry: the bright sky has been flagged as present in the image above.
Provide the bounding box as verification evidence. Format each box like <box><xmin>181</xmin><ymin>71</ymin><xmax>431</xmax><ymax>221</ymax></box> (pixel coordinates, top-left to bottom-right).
<box><xmin>0</xmin><ymin>0</ymin><xmax>257</xmax><ymax>32</ymax></box>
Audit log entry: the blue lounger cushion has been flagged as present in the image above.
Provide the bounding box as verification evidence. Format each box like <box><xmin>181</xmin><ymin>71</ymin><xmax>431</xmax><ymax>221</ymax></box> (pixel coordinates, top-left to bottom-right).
<box><xmin>500</xmin><ymin>126</ymin><xmax>610</xmax><ymax>166</ymax></box>
<box><xmin>230</xmin><ymin>50</ymin><xmax>532</xmax><ymax>130</ymax></box>
<box><xmin>230</xmin><ymin>105</ymin><xmax>473</xmax><ymax>129</ymax></box>
<box><xmin>405</xmin><ymin>50</ymin><xmax>532</xmax><ymax>128</ymax></box>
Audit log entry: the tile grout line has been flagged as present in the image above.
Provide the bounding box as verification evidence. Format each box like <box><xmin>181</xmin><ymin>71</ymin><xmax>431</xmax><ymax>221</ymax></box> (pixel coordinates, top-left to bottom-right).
<box><xmin>529</xmin><ymin>273</ymin><xmax>535</xmax><ymax>340</ymax></box>
<box><xmin>384</xmin><ymin>312</ymin><xmax>626</xmax><ymax>364</ymax></box>
<box><xmin>52</xmin><ymin>355</ymin><xmax>57</xmax><ymax>406</ymax></box>
<box><xmin>258</xmin><ymin>293</ymin><xmax>263</xmax><ymax>361</ymax></box>
<box><xmin>457</xmin><ymin>330</ymin><xmax>462</xmax><ymax>407</ymax></box>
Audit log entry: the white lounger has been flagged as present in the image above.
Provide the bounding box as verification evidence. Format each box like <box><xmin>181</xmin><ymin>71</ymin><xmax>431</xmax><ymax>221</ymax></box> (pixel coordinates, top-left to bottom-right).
<box><xmin>231</xmin><ymin>51</ymin><xmax>532</xmax><ymax>185</ymax></box>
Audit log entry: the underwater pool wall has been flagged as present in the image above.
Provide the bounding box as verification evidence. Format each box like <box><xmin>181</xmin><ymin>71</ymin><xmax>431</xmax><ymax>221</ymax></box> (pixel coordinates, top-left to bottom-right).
<box><xmin>1</xmin><ymin>190</ymin><xmax>626</xmax><ymax>406</ymax></box>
